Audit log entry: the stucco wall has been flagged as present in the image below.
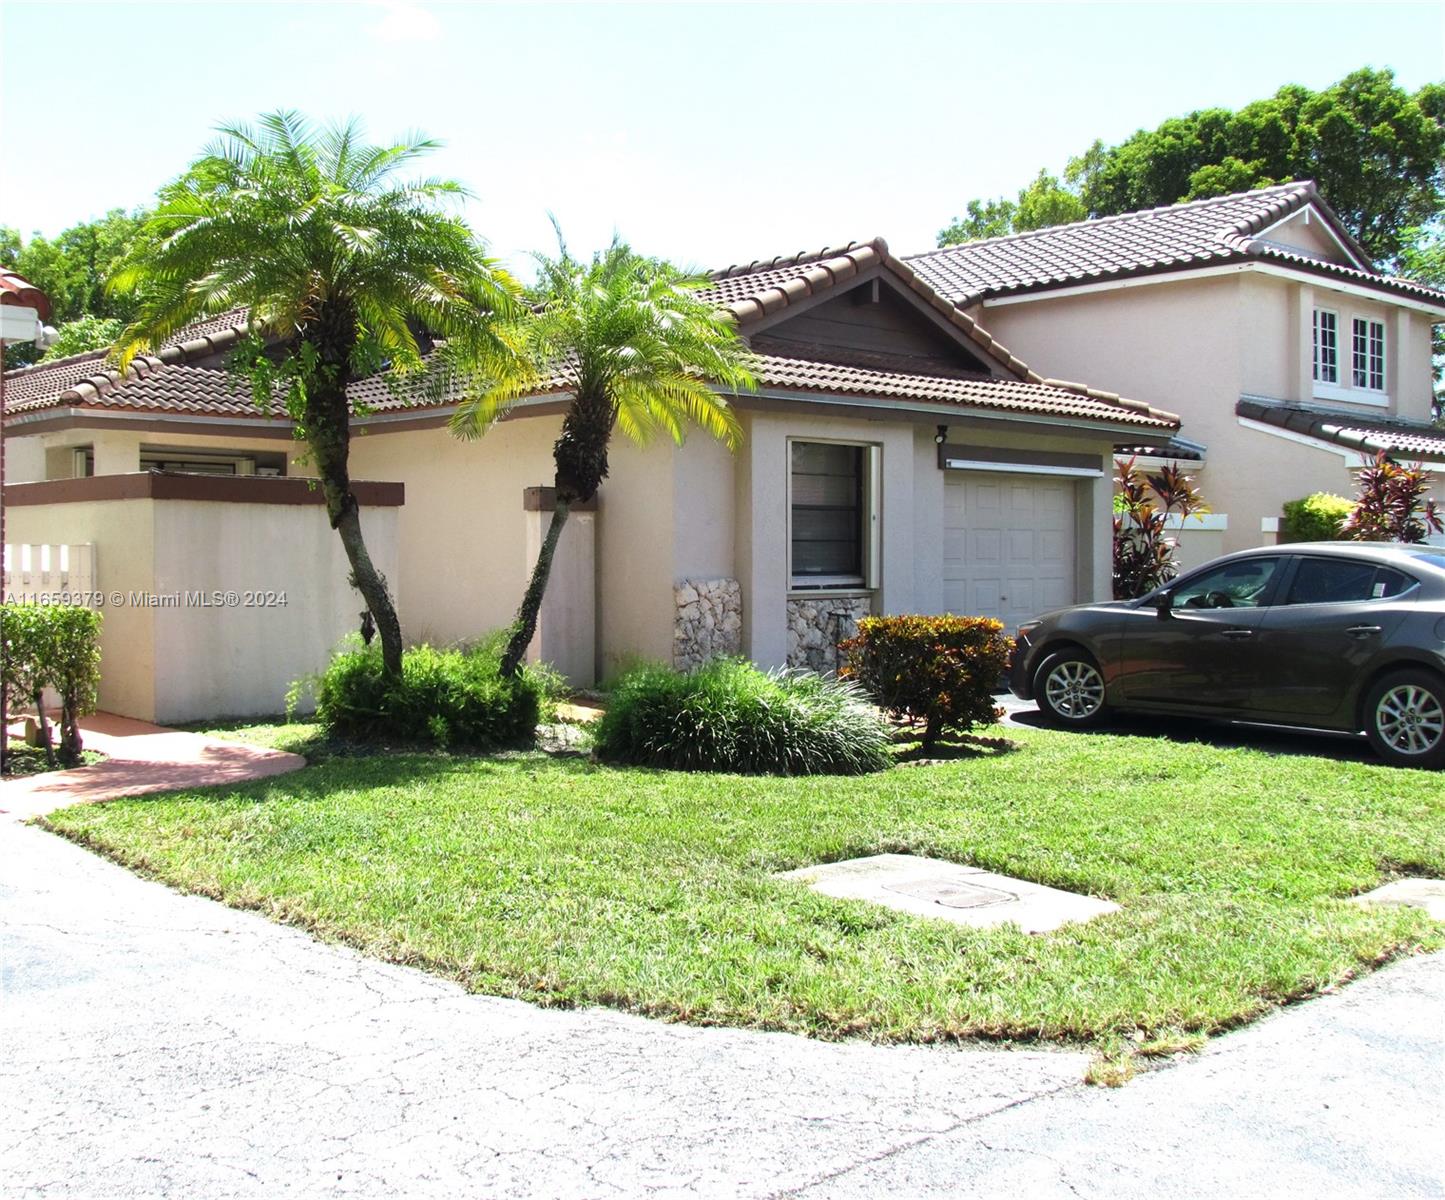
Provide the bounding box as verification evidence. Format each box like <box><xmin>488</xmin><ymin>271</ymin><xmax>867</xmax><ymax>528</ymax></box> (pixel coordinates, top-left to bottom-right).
<box><xmin>6</xmin><ymin>499</ymin><xmax>157</xmax><ymax>720</ymax></box>
<box><xmin>150</xmin><ymin>499</ymin><xmax>398</xmax><ymax>722</ymax></box>
<box><xmin>348</xmin><ymin>416</ymin><xmax>561</xmax><ymax>649</ymax></box>
<box><xmin>8</xmin><ymin>426</ymin><xmax>300</xmax><ymax>483</ymax></box>
<box><xmin>977</xmin><ymin>271</ymin><xmax>1436</xmax><ymax>555</ymax></box>
<box><xmin>6</xmin><ymin>493</ymin><xmax>395</xmax><ymax>723</ymax></box>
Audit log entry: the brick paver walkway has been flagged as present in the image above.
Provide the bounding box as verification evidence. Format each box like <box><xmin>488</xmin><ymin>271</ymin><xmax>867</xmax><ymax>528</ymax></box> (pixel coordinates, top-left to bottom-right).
<box><xmin>1</xmin><ymin>713</ymin><xmax>305</xmax><ymax>820</ymax></box>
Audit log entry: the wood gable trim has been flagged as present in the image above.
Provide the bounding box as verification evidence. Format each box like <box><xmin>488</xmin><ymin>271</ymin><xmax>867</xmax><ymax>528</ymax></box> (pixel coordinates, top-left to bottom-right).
<box><xmin>740</xmin><ymin>262</ymin><xmax>1029</xmax><ymax>381</ymax></box>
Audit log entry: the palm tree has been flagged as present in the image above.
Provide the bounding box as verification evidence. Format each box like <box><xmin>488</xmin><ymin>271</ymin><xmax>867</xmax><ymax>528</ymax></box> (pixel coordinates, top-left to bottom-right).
<box><xmin>452</xmin><ymin>235</ymin><xmax>755</xmax><ymax>678</ymax></box>
<box><xmin>112</xmin><ymin>111</ymin><xmax>519</xmax><ymax>679</ymax></box>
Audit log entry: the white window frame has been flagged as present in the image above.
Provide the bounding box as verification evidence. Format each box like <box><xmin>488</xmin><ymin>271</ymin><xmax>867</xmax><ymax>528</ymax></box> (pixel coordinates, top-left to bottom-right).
<box><xmin>786</xmin><ymin>437</ymin><xmax>881</xmax><ymax>593</ymax></box>
<box><xmin>1312</xmin><ymin>307</ymin><xmax>1339</xmax><ymax>386</ymax></box>
<box><xmin>1312</xmin><ymin>306</ymin><xmax>1387</xmax><ymax>407</ymax></box>
<box><xmin>1350</xmin><ymin>317</ymin><xmax>1386</xmax><ymax>393</ymax></box>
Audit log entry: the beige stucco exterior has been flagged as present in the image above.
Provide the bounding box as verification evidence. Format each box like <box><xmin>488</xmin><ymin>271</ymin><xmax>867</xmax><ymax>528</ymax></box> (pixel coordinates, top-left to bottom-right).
<box><xmin>6</xmin><ymin>487</ymin><xmax>397</xmax><ymax>723</ymax></box>
<box><xmin>977</xmin><ymin>265</ymin><xmax>1443</xmax><ymax>556</ymax></box>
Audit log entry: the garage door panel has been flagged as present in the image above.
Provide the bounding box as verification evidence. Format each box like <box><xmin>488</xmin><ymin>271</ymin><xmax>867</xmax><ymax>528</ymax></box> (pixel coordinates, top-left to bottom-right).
<box><xmin>942</xmin><ymin>473</ymin><xmax>1078</xmax><ymax>627</ymax></box>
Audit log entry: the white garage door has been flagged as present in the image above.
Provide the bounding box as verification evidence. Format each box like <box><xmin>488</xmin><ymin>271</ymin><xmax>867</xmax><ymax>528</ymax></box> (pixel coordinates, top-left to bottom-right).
<box><xmin>943</xmin><ymin>472</ymin><xmax>1077</xmax><ymax>629</ymax></box>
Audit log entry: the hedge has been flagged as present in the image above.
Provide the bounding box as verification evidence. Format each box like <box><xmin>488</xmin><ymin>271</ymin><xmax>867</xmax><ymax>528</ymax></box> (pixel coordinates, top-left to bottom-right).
<box><xmin>841</xmin><ymin>614</ymin><xmax>1012</xmax><ymax>753</ymax></box>
<box><xmin>1</xmin><ymin>603</ymin><xmax>103</xmax><ymax>768</ymax></box>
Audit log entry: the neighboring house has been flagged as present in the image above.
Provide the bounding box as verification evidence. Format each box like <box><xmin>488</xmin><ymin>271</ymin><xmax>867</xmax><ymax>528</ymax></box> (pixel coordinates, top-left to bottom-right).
<box><xmin>906</xmin><ymin>182</ymin><xmax>1445</xmax><ymax>564</ymax></box>
<box><xmin>1</xmin><ymin>239</ymin><xmax>1177</xmax><ymax>721</ymax></box>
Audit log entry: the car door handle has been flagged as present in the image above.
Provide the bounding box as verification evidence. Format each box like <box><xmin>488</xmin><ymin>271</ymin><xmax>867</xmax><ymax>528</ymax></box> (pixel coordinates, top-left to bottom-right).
<box><xmin>1220</xmin><ymin>628</ymin><xmax>1254</xmax><ymax>639</ymax></box>
<box><xmin>1346</xmin><ymin>625</ymin><xmax>1382</xmax><ymax>639</ymax></box>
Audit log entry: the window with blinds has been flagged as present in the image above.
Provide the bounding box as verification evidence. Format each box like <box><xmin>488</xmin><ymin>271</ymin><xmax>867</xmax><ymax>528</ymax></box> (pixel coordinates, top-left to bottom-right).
<box><xmin>790</xmin><ymin>441</ymin><xmax>865</xmax><ymax>585</ymax></box>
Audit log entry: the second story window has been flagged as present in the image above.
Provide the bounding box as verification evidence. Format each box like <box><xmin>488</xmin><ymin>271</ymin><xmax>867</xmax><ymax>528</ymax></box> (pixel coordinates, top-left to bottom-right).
<box><xmin>1312</xmin><ymin>308</ymin><xmax>1338</xmax><ymax>384</ymax></box>
<box><xmin>1352</xmin><ymin>318</ymin><xmax>1386</xmax><ymax>391</ymax></box>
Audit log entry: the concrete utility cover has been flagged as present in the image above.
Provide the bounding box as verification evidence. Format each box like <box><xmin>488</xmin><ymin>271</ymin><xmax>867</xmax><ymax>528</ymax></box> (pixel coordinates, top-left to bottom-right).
<box><xmin>1351</xmin><ymin>878</ymin><xmax>1445</xmax><ymax>921</ymax></box>
<box><xmin>776</xmin><ymin>853</ymin><xmax>1119</xmax><ymax>933</ymax></box>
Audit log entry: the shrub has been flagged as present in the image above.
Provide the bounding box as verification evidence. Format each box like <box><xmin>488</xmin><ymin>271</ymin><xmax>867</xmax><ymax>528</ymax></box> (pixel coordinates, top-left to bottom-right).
<box><xmin>1280</xmin><ymin>493</ymin><xmax>1353</xmax><ymax>543</ymax></box>
<box><xmin>840</xmin><ymin>614</ymin><xmax>1011</xmax><ymax>753</ymax></box>
<box><xmin>0</xmin><ymin>603</ymin><xmax>102</xmax><ymax>768</ymax></box>
<box><xmin>593</xmin><ymin>658</ymin><xmax>892</xmax><ymax>775</ymax></box>
<box><xmin>1112</xmin><ymin>457</ymin><xmax>1209</xmax><ymax>599</ymax></box>
<box><xmin>1342</xmin><ymin>452</ymin><xmax>1443</xmax><ymax>543</ymax></box>
<box><xmin>308</xmin><ymin>636</ymin><xmax>554</xmax><ymax>749</ymax></box>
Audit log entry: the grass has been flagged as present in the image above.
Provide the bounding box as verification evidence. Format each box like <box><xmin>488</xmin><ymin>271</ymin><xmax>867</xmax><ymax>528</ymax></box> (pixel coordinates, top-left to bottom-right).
<box><xmin>40</xmin><ymin>720</ymin><xmax>1445</xmax><ymax>1053</ymax></box>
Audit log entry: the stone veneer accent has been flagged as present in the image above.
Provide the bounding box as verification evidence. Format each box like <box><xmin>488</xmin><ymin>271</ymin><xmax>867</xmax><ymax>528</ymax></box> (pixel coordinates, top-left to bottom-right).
<box><xmin>673</xmin><ymin>578</ymin><xmax>743</xmax><ymax>670</ymax></box>
<box><xmin>786</xmin><ymin>594</ymin><xmax>873</xmax><ymax>673</ymax></box>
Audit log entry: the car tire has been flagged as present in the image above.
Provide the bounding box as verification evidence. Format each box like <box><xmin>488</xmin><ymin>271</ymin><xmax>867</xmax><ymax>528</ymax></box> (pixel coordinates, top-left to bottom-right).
<box><xmin>1363</xmin><ymin>670</ymin><xmax>1445</xmax><ymax>769</ymax></box>
<box><xmin>1034</xmin><ymin>650</ymin><xmax>1110</xmax><ymax>729</ymax></box>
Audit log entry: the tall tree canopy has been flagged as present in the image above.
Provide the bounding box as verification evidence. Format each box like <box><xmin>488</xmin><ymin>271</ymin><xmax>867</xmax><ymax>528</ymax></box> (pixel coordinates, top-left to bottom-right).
<box><xmin>939</xmin><ymin>68</ymin><xmax>1445</xmax><ymax>267</ymax></box>
<box><xmin>0</xmin><ymin>209</ymin><xmax>147</xmax><ymax>365</ymax></box>
<box><xmin>112</xmin><ymin>110</ymin><xmax>522</xmax><ymax>679</ymax></box>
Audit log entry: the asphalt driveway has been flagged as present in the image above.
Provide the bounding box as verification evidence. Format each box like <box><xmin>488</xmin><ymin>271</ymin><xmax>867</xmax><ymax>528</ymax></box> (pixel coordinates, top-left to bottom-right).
<box><xmin>4</xmin><ymin>811</ymin><xmax>1442</xmax><ymax>1199</ymax></box>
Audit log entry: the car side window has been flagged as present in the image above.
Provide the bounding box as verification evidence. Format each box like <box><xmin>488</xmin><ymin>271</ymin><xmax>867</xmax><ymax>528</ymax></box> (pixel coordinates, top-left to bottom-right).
<box><xmin>1170</xmin><ymin>558</ymin><xmax>1281</xmax><ymax>610</ymax></box>
<box><xmin>1283</xmin><ymin>558</ymin><xmax>1416</xmax><ymax>605</ymax></box>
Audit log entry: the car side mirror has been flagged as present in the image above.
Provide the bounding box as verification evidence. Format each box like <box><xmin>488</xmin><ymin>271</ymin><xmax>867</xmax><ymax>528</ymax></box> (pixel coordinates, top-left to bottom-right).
<box><xmin>1155</xmin><ymin>592</ymin><xmax>1174</xmax><ymax>618</ymax></box>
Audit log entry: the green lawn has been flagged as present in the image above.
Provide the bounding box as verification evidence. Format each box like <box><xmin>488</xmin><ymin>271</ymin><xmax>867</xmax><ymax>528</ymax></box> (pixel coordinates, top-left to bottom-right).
<box><xmin>42</xmin><ymin>722</ymin><xmax>1444</xmax><ymax>1054</ymax></box>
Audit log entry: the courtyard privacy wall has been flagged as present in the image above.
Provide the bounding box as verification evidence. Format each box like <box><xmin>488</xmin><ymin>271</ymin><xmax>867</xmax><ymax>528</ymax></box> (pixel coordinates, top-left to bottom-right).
<box><xmin>1</xmin><ymin>602</ymin><xmax>102</xmax><ymax>766</ymax></box>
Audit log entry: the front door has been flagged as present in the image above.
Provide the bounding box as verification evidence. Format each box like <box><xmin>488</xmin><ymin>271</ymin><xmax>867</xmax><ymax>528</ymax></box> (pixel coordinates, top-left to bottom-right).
<box><xmin>1117</xmin><ymin>556</ymin><xmax>1284</xmax><ymax>709</ymax></box>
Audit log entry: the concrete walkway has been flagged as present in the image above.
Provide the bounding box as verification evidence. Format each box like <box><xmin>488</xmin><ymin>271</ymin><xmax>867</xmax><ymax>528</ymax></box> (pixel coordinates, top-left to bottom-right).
<box><xmin>3</xmin><ymin>813</ymin><xmax>1442</xmax><ymax>1199</ymax></box>
<box><xmin>2</xmin><ymin>713</ymin><xmax>306</xmax><ymax>820</ymax></box>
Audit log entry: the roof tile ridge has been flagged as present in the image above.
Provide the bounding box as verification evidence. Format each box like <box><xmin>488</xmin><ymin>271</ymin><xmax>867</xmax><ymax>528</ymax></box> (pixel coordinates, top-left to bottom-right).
<box><xmin>3</xmin><ymin>347</ymin><xmax>111</xmax><ymax>380</ymax></box>
<box><xmin>719</xmin><ymin>240</ymin><xmax>889</xmax><ymax>323</ymax></box>
<box><xmin>1040</xmin><ymin>377</ymin><xmax>1180</xmax><ymax>426</ymax></box>
<box><xmin>884</xmin><ymin>251</ymin><xmax>1050</xmax><ymax>380</ymax></box>
<box><xmin>708</xmin><ymin>238</ymin><xmax>886</xmax><ymax>281</ymax></box>
<box><xmin>905</xmin><ymin>182</ymin><xmax>1316</xmax><ymax>262</ymax></box>
<box><xmin>54</xmin><ymin>319</ymin><xmax>252</xmax><ymax>406</ymax></box>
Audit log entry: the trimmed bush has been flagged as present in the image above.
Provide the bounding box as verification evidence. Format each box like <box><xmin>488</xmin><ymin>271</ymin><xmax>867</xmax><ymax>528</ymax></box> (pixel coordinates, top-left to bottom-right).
<box><xmin>308</xmin><ymin>636</ymin><xmax>553</xmax><ymax>749</ymax></box>
<box><xmin>1</xmin><ymin>602</ymin><xmax>102</xmax><ymax>767</ymax></box>
<box><xmin>593</xmin><ymin>658</ymin><xmax>892</xmax><ymax>775</ymax></box>
<box><xmin>1280</xmin><ymin>492</ymin><xmax>1352</xmax><ymax>543</ymax></box>
<box><xmin>840</xmin><ymin>615</ymin><xmax>1011</xmax><ymax>753</ymax></box>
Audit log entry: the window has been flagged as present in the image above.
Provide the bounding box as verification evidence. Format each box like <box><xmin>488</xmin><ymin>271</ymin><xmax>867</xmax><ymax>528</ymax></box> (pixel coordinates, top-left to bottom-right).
<box><xmin>1283</xmin><ymin>558</ymin><xmax>1414</xmax><ymax>605</ymax></box>
<box><xmin>1170</xmin><ymin>557</ymin><xmax>1281</xmax><ymax>610</ymax></box>
<box><xmin>1312</xmin><ymin>309</ymin><xmax>1338</xmax><ymax>384</ymax></box>
<box><xmin>1352</xmin><ymin>318</ymin><xmax>1386</xmax><ymax>391</ymax></box>
<box><xmin>790</xmin><ymin>441</ymin><xmax>872</xmax><ymax>587</ymax></box>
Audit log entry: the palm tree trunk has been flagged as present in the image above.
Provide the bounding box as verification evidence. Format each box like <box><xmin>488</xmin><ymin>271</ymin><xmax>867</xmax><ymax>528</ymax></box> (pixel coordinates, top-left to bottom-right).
<box><xmin>501</xmin><ymin>498</ymin><xmax>570</xmax><ymax>678</ymax></box>
<box><xmin>334</xmin><ymin>500</ymin><xmax>404</xmax><ymax>678</ymax></box>
<box><xmin>302</xmin><ymin>310</ymin><xmax>405</xmax><ymax>681</ymax></box>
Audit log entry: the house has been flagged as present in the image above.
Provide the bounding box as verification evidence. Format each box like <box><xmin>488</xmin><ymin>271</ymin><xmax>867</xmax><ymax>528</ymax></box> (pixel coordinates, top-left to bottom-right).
<box><xmin>1</xmin><ymin>239</ymin><xmax>1180</xmax><ymax>722</ymax></box>
<box><xmin>905</xmin><ymin>182</ymin><xmax>1445</xmax><ymax>565</ymax></box>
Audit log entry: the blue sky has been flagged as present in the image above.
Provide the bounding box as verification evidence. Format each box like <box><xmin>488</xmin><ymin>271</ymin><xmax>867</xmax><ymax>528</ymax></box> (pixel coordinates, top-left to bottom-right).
<box><xmin>2</xmin><ymin>1</ymin><xmax>1442</xmax><ymax>276</ymax></box>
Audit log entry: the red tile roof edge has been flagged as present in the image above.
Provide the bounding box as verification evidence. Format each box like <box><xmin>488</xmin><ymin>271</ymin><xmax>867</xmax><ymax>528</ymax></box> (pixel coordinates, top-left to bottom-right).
<box><xmin>0</xmin><ymin>270</ymin><xmax>52</xmax><ymax>321</ymax></box>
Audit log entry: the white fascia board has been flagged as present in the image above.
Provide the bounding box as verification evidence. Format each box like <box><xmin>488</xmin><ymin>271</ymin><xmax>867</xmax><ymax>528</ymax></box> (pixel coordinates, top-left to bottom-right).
<box><xmin>1251</xmin><ymin>204</ymin><xmax>1371</xmax><ymax>271</ymax></box>
<box><xmin>943</xmin><ymin>458</ymin><xmax>1104</xmax><ymax>478</ymax></box>
<box><xmin>1237</xmin><ymin>416</ymin><xmax>1372</xmax><ymax>465</ymax></box>
<box><xmin>0</xmin><ymin>305</ymin><xmax>43</xmax><ymax>344</ymax></box>
<box><xmin>979</xmin><ymin>261</ymin><xmax>1445</xmax><ymax>319</ymax></box>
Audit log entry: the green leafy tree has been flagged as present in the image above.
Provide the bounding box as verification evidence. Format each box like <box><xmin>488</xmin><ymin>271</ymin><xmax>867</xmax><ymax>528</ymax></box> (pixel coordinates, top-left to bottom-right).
<box><xmin>38</xmin><ymin>315</ymin><xmax>126</xmax><ymax>362</ymax></box>
<box><xmin>938</xmin><ymin>170</ymin><xmax>1085</xmax><ymax>246</ymax></box>
<box><xmin>1398</xmin><ymin>223</ymin><xmax>1445</xmax><ymax>421</ymax></box>
<box><xmin>939</xmin><ymin>68</ymin><xmax>1445</xmax><ymax>265</ymax></box>
<box><xmin>452</xmin><ymin>233</ymin><xmax>755</xmax><ymax>677</ymax></box>
<box><xmin>112</xmin><ymin>111</ymin><xmax>521</xmax><ymax>680</ymax></box>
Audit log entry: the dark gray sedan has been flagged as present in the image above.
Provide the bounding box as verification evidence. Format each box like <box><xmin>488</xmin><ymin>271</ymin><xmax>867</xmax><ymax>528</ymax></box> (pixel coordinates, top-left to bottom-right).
<box><xmin>1009</xmin><ymin>543</ymin><xmax>1445</xmax><ymax>767</ymax></box>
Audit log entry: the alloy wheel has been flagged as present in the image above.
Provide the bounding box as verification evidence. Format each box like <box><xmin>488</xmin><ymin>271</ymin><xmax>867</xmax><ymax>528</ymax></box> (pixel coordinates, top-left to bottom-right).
<box><xmin>1045</xmin><ymin>660</ymin><xmax>1106</xmax><ymax>721</ymax></box>
<box><xmin>1374</xmin><ymin>684</ymin><xmax>1445</xmax><ymax>757</ymax></box>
